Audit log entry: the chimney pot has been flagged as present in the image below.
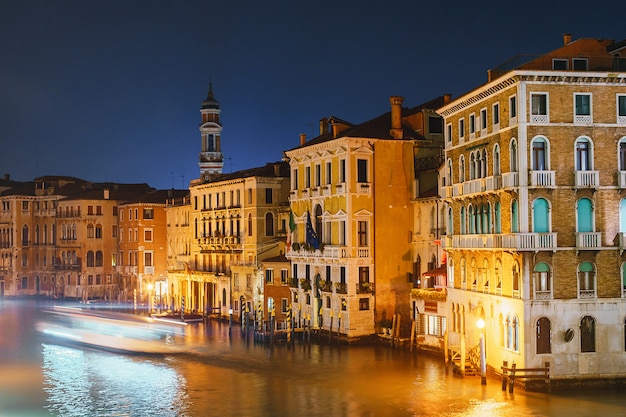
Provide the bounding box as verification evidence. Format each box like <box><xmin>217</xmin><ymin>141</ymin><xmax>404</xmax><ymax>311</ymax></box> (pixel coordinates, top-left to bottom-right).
<box><xmin>299</xmin><ymin>133</ymin><xmax>306</xmax><ymax>146</ymax></box>
<box><xmin>563</xmin><ymin>33</ymin><xmax>572</xmax><ymax>45</ymax></box>
<box><xmin>444</xmin><ymin>93</ymin><xmax>452</xmax><ymax>104</ymax></box>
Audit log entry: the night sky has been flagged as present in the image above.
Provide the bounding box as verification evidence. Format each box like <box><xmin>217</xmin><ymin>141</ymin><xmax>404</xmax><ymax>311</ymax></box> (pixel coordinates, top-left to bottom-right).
<box><xmin>1</xmin><ymin>1</ymin><xmax>623</xmax><ymax>189</ymax></box>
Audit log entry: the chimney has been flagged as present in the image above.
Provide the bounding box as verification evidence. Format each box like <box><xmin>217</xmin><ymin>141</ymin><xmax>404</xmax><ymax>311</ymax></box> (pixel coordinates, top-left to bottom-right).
<box><xmin>104</xmin><ymin>189</ymin><xmax>110</xmax><ymax>200</ymax></box>
<box><xmin>299</xmin><ymin>133</ymin><xmax>306</xmax><ymax>146</ymax></box>
<box><xmin>319</xmin><ymin>118</ymin><xmax>329</xmax><ymax>135</ymax></box>
<box><xmin>443</xmin><ymin>93</ymin><xmax>452</xmax><ymax>104</ymax></box>
<box><xmin>389</xmin><ymin>96</ymin><xmax>404</xmax><ymax>139</ymax></box>
<box><xmin>273</xmin><ymin>163</ymin><xmax>281</xmax><ymax>176</ymax></box>
<box><xmin>563</xmin><ymin>33</ymin><xmax>572</xmax><ymax>45</ymax></box>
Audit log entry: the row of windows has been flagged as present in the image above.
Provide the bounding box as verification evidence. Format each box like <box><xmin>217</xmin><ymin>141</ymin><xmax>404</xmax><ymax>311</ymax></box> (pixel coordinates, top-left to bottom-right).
<box><xmin>293</xmin><ymin>158</ymin><xmax>369</xmax><ymax>190</ymax></box>
<box><xmin>536</xmin><ymin>316</ymin><xmax>601</xmax><ymax>354</ymax></box>
<box><xmin>446</xmin><ymin>94</ymin><xmax>626</xmax><ymax>146</ymax></box>
<box><xmin>120</xmin><ymin>228</ymin><xmax>152</xmax><ymax>242</ymax></box>
<box><xmin>445</xmin><ymin>135</ymin><xmax>626</xmax><ymax>187</ymax></box>
<box><xmin>119</xmin><ymin>207</ymin><xmax>154</xmax><ymax>221</ymax></box>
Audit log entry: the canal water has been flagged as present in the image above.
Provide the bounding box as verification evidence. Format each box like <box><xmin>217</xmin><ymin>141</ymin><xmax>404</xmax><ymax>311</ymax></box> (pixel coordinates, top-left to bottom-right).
<box><xmin>1</xmin><ymin>299</ymin><xmax>626</xmax><ymax>417</ymax></box>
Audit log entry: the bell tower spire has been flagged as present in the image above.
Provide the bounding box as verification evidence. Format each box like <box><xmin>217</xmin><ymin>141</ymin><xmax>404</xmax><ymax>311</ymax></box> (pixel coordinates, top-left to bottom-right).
<box><xmin>199</xmin><ymin>82</ymin><xmax>224</xmax><ymax>182</ymax></box>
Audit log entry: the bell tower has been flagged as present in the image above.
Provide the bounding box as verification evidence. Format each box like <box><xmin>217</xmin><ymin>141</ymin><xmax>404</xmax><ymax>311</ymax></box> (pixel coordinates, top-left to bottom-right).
<box><xmin>199</xmin><ymin>82</ymin><xmax>224</xmax><ymax>182</ymax></box>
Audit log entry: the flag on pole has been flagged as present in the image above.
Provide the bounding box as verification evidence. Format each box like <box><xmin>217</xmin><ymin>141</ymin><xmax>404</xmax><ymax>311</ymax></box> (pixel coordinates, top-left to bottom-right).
<box><xmin>287</xmin><ymin>209</ymin><xmax>296</xmax><ymax>249</ymax></box>
<box><xmin>305</xmin><ymin>211</ymin><xmax>319</xmax><ymax>250</ymax></box>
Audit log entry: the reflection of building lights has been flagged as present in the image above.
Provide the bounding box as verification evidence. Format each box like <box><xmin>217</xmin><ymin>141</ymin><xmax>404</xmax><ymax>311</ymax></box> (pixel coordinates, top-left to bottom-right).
<box><xmin>477</xmin><ymin>318</ymin><xmax>486</xmax><ymax>385</ymax></box>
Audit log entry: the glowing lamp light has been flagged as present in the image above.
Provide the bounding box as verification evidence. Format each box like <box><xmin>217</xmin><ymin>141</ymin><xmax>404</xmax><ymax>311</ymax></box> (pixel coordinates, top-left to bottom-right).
<box><xmin>477</xmin><ymin>318</ymin><xmax>485</xmax><ymax>329</ymax></box>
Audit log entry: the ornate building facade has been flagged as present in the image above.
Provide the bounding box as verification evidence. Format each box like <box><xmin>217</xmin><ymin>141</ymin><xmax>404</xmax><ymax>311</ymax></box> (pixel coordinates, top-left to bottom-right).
<box><xmin>439</xmin><ymin>35</ymin><xmax>626</xmax><ymax>382</ymax></box>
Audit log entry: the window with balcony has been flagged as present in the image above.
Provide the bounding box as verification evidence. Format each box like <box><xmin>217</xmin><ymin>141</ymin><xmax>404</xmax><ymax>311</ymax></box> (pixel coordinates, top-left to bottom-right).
<box><xmin>534</xmin><ymin>262</ymin><xmax>552</xmax><ymax>300</ymax></box>
<box><xmin>532</xmin><ymin>198</ymin><xmax>550</xmax><ymax>233</ymax></box>
<box><xmin>494</xmin><ymin>202</ymin><xmax>501</xmax><ymax>233</ymax></box>
<box><xmin>447</xmin><ymin>207</ymin><xmax>453</xmax><ymax>236</ymax></box>
<box><xmin>536</xmin><ymin>317</ymin><xmax>552</xmax><ymax>354</ymax></box>
<box><xmin>578</xmin><ymin>262</ymin><xmax>596</xmax><ymax>299</ymax></box>
<box><xmin>493</xmin><ymin>144</ymin><xmax>501</xmax><ymax>176</ymax></box>
<box><xmin>511</xmin><ymin>200</ymin><xmax>519</xmax><ymax>233</ymax></box>
<box><xmin>531</xmin><ymin>137</ymin><xmax>548</xmax><ymax>171</ymax></box>
<box><xmin>574</xmin><ymin>93</ymin><xmax>592</xmax><ymax>124</ymax></box>
<box><xmin>510</xmin><ymin>139</ymin><xmax>518</xmax><ymax>172</ymax></box>
<box><xmin>577</xmin><ymin>197</ymin><xmax>594</xmax><ymax>233</ymax></box>
<box><xmin>580</xmin><ymin>315</ymin><xmax>595</xmax><ymax>352</ymax></box>
<box><xmin>530</xmin><ymin>93</ymin><xmax>548</xmax><ymax>123</ymax></box>
<box><xmin>575</xmin><ymin>137</ymin><xmax>592</xmax><ymax>171</ymax></box>
<box><xmin>358</xmin><ymin>220</ymin><xmax>368</xmax><ymax>246</ymax></box>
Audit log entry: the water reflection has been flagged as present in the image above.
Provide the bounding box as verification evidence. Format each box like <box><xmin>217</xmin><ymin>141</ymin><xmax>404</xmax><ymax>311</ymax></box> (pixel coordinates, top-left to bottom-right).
<box><xmin>42</xmin><ymin>343</ymin><xmax>189</xmax><ymax>417</ymax></box>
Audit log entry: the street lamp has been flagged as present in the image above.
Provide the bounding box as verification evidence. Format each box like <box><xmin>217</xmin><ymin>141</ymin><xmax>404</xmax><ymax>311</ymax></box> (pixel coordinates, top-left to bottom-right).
<box><xmin>477</xmin><ymin>318</ymin><xmax>486</xmax><ymax>385</ymax></box>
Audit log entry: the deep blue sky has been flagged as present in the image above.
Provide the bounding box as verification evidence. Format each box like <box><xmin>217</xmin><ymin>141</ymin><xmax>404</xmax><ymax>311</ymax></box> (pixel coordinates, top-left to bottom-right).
<box><xmin>1</xmin><ymin>1</ymin><xmax>623</xmax><ymax>189</ymax></box>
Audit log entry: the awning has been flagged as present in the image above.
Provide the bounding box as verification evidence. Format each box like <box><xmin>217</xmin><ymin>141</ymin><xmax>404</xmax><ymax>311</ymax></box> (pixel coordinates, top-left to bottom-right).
<box><xmin>422</xmin><ymin>266</ymin><xmax>447</xmax><ymax>277</ymax></box>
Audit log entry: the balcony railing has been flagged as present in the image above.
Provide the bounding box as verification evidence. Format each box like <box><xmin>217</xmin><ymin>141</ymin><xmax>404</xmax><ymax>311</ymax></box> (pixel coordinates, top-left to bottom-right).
<box><xmin>578</xmin><ymin>289</ymin><xmax>595</xmax><ymax>299</ymax></box>
<box><xmin>443</xmin><ymin>233</ymin><xmax>557</xmax><ymax>251</ymax></box>
<box><xmin>502</xmin><ymin>172</ymin><xmax>519</xmax><ymax>188</ymax></box>
<box><xmin>576</xmin><ymin>232</ymin><xmax>601</xmax><ymax>249</ymax></box>
<box><xmin>530</xmin><ymin>170</ymin><xmax>555</xmax><ymax>187</ymax></box>
<box><xmin>534</xmin><ymin>290</ymin><xmax>551</xmax><ymax>300</ymax></box>
<box><xmin>575</xmin><ymin>171</ymin><xmax>599</xmax><ymax>188</ymax></box>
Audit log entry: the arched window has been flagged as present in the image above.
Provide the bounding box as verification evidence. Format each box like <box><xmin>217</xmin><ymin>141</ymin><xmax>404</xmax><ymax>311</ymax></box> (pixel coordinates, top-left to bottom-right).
<box><xmin>459</xmin><ymin>155</ymin><xmax>466</xmax><ymax>183</ymax></box>
<box><xmin>22</xmin><ymin>225</ymin><xmax>29</xmax><ymax>246</ymax></box>
<box><xmin>447</xmin><ymin>207</ymin><xmax>454</xmax><ymax>236</ymax></box>
<box><xmin>512</xmin><ymin>261</ymin><xmax>520</xmax><ymax>296</ymax></box>
<box><xmin>536</xmin><ymin>317</ymin><xmax>552</xmax><ymax>354</ymax></box>
<box><xmin>95</xmin><ymin>224</ymin><xmax>102</xmax><ymax>239</ymax></box>
<box><xmin>460</xmin><ymin>206</ymin><xmax>466</xmax><ymax>234</ymax></box>
<box><xmin>468</xmin><ymin>205</ymin><xmax>475</xmax><ymax>234</ymax></box>
<box><xmin>510</xmin><ymin>139</ymin><xmax>518</xmax><ymax>172</ymax></box>
<box><xmin>222</xmin><ymin>288</ymin><xmax>227</xmax><ymax>306</ymax></box>
<box><xmin>493</xmin><ymin>144</ymin><xmax>501</xmax><ymax>176</ymax></box>
<box><xmin>481</xmin><ymin>149</ymin><xmax>488</xmax><ymax>178</ymax></box>
<box><xmin>87</xmin><ymin>224</ymin><xmax>94</xmax><ymax>238</ymax></box>
<box><xmin>470</xmin><ymin>152</ymin><xmax>476</xmax><ymax>180</ymax></box>
<box><xmin>508</xmin><ymin>314</ymin><xmax>519</xmax><ymax>351</ymax></box>
<box><xmin>265</xmin><ymin>213</ymin><xmax>274</xmax><ymax>237</ymax></box>
<box><xmin>581</xmin><ymin>315</ymin><xmax>596</xmax><ymax>352</ymax></box>
<box><xmin>576</xmin><ymin>198</ymin><xmax>594</xmax><ymax>233</ymax></box>
<box><xmin>447</xmin><ymin>258</ymin><xmax>454</xmax><ymax>287</ymax></box>
<box><xmin>532</xmin><ymin>198</ymin><xmax>550</xmax><ymax>233</ymax></box>
<box><xmin>499</xmin><ymin>314</ymin><xmax>504</xmax><ymax>346</ymax></box>
<box><xmin>494</xmin><ymin>202</ymin><xmax>501</xmax><ymax>233</ymax></box>
<box><xmin>578</xmin><ymin>262</ymin><xmax>596</xmax><ymax>298</ymax></box>
<box><xmin>575</xmin><ymin>137</ymin><xmax>593</xmax><ymax>171</ymax></box>
<box><xmin>511</xmin><ymin>199</ymin><xmax>519</xmax><ymax>233</ymax></box>
<box><xmin>482</xmin><ymin>259</ymin><xmax>489</xmax><ymax>292</ymax></box>
<box><xmin>95</xmin><ymin>250</ymin><xmax>103</xmax><ymax>267</ymax></box>
<box><xmin>446</xmin><ymin>159</ymin><xmax>453</xmax><ymax>185</ymax></box>
<box><xmin>460</xmin><ymin>258</ymin><xmax>467</xmax><ymax>288</ymax></box>
<box><xmin>470</xmin><ymin>258</ymin><xmax>477</xmax><ymax>289</ymax></box>
<box><xmin>86</xmin><ymin>251</ymin><xmax>95</xmax><ymax>267</ymax></box>
<box><xmin>495</xmin><ymin>258</ymin><xmax>502</xmax><ymax>293</ymax></box>
<box><xmin>534</xmin><ymin>262</ymin><xmax>551</xmax><ymax>299</ymax></box>
<box><xmin>531</xmin><ymin>136</ymin><xmax>549</xmax><ymax>170</ymax></box>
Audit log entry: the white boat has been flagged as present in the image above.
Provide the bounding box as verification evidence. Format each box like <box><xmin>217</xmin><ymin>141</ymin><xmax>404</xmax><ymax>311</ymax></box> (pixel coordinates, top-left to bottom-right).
<box><xmin>37</xmin><ymin>306</ymin><xmax>188</xmax><ymax>354</ymax></box>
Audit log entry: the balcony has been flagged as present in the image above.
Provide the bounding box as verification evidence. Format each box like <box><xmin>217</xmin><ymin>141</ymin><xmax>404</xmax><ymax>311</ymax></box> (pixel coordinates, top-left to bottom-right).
<box><xmin>529</xmin><ymin>170</ymin><xmax>555</xmax><ymax>187</ymax></box>
<box><xmin>357</xmin><ymin>183</ymin><xmax>371</xmax><ymax>194</ymax></box>
<box><xmin>502</xmin><ymin>172</ymin><xmax>519</xmax><ymax>188</ymax></box>
<box><xmin>485</xmin><ymin>175</ymin><xmax>502</xmax><ymax>191</ymax></box>
<box><xmin>575</xmin><ymin>171</ymin><xmax>599</xmax><ymax>188</ymax></box>
<box><xmin>534</xmin><ymin>290</ymin><xmax>551</xmax><ymax>300</ymax></box>
<box><xmin>463</xmin><ymin>178</ymin><xmax>486</xmax><ymax>195</ymax></box>
<box><xmin>576</xmin><ymin>232</ymin><xmax>601</xmax><ymax>249</ymax></box>
<box><xmin>442</xmin><ymin>186</ymin><xmax>453</xmax><ymax>198</ymax></box>
<box><xmin>443</xmin><ymin>233</ymin><xmax>557</xmax><ymax>251</ymax></box>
